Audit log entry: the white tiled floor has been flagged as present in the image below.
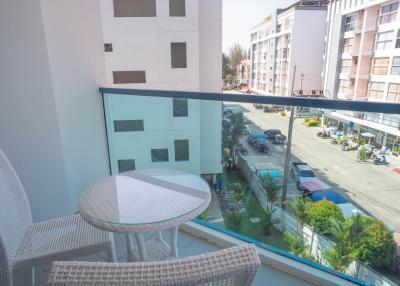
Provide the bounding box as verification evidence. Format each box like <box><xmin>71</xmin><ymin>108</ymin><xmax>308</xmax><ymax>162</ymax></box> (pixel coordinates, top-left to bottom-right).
<box><xmin>35</xmin><ymin>229</ymin><xmax>314</xmax><ymax>286</ymax></box>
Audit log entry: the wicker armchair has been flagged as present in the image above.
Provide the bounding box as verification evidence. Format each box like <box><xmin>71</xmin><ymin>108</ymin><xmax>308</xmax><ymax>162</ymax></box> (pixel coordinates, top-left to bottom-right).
<box><xmin>48</xmin><ymin>244</ymin><xmax>261</xmax><ymax>286</ymax></box>
<box><xmin>0</xmin><ymin>148</ymin><xmax>116</xmax><ymax>286</ymax></box>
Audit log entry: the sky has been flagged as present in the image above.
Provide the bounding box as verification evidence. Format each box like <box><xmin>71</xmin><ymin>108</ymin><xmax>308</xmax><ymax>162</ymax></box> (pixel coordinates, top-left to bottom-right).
<box><xmin>222</xmin><ymin>0</ymin><xmax>288</xmax><ymax>53</ymax></box>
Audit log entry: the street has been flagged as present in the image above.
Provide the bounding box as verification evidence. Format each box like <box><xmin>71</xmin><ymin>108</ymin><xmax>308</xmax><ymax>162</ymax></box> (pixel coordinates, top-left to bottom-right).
<box><xmin>230</xmin><ymin>102</ymin><xmax>400</xmax><ymax>231</ymax></box>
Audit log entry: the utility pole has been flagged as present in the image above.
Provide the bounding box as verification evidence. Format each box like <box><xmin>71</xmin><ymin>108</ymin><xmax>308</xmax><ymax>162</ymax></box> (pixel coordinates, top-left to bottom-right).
<box><xmin>300</xmin><ymin>72</ymin><xmax>304</xmax><ymax>94</ymax></box>
<box><xmin>281</xmin><ymin>65</ymin><xmax>296</xmax><ymax>210</ymax></box>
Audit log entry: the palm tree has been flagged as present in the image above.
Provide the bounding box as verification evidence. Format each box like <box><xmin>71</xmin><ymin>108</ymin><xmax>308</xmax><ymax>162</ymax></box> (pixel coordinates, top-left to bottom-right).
<box><xmin>230</xmin><ymin>113</ymin><xmax>245</xmax><ymax>146</ymax></box>
<box><xmin>229</xmin><ymin>183</ymin><xmax>245</xmax><ymax>214</ymax></box>
<box><xmin>259</xmin><ymin>175</ymin><xmax>280</xmax><ymax>213</ymax></box>
<box><xmin>290</xmin><ymin>197</ymin><xmax>311</xmax><ymax>236</ymax></box>
<box><xmin>323</xmin><ymin>245</ymin><xmax>357</xmax><ymax>272</ymax></box>
<box><xmin>323</xmin><ymin>215</ymin><xmax>369</xmax><ymax>272</ymax></box>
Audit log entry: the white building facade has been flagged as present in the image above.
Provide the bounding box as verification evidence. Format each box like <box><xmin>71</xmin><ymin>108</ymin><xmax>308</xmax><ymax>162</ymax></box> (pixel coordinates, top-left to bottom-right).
<box><xmin>249</xmin><ymin>2</ymin><xmax>327</xmax><ymax>96</ymax></box>
<box><xmin>323</xmin><ymin>0</ymin><xmax>400</xmax><ymax>154</ymax></box>
<box><xmin>99</xmin><ymin>0</ymin><xmax>223</xmax><ymax>179</ymax></box>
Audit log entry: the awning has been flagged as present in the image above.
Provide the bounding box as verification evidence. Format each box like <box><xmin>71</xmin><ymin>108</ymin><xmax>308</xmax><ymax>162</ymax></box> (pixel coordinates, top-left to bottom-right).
<box><xmin>360</xmin><ymin>132</ymin><xmax>375</xmax><ymax>138</ymax></box>
<box><xmin>302</xmin><ymin>180</ymin><xmax>331</xmax><ymax>192</ymax></box>
<box><xmin>311</xmin><ymin>190</ymin><xmax>347</xmax><ymax>204</ymax></box>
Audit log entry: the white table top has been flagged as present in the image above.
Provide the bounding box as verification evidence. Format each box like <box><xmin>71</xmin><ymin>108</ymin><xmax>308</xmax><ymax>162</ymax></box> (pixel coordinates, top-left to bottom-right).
<box><xmin>79</xmin><ymin>169</ymin><xmax>211</xmax><ymax>233</ymax></box>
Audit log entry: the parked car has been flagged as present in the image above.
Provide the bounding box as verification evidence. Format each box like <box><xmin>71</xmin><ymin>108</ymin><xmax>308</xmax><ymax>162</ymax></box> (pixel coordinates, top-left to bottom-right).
<box><xmin>263</xmin><ymin>105</ymin><xmax>273</xmax><ymax>112</ymax></box>
<box><xmin>253</xmin><ymin>103</ymin><xmax>263</xmax><ymax>109</ymax></box>
<box><xmin>255</xmin><ymin>142</ymin><xmax>269</xmax><ymax>153</ymax></box>
<box><xmin>273</xmin><ymin>134</ymin><xmax>286</xmax><ymax>144</ymax></box>
<box><xmin>264</xmin><ymin>129</ymin><xmax>282</xmax><ymax>140</ymax></box>
<box><xmin>256</xmin><ymin>168</ymin><xmax>283</xmax><ymax>187</ymax></box>
<box><xmin>291</xmin><ymin>162</ymin><xmax>319</xmax><ymax>190</ymax></box>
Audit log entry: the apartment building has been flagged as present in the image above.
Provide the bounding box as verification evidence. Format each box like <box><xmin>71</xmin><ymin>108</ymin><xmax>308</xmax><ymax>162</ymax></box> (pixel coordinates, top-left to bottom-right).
<box><xmin>99</xmin><ymin>0</ymin><xmax>223</xmax><ymax>179</ymax></box>
<box><xmin>323</xmin><ymin>0</ymin><xmax>400</xmax><ymax>154</ymax></box>
<box><xmin>237</xmin><ymin>59</ymin><xmax>251</xmax><ymax>87</ymax></box>
<box><xmin>249</xmin><ymin>2</ymin><xmax>327</xmax><ymax>96</ymax></box>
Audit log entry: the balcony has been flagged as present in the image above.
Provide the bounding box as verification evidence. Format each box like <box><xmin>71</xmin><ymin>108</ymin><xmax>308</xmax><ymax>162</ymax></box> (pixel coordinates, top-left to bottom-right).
<box><xmin>98</xmin><ymin>89</ymin><xmax>400</xmax><ymax>285</ymax></box>
<box><xmin>3</xmin><ymin>89</ymin><xmax>400</xmax><ymax>286</ymax></box>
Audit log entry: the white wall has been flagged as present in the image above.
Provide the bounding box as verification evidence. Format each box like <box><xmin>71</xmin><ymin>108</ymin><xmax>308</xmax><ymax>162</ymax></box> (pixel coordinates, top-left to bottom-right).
<box><xmin>290</xmin><ymin>8</ymin><xmax>327</xmax><ymax>93</ymax></box>
<box><xmin>40</xmin><ymin>0</ymin><xmax>110</xmax><ymax>210</ymax></box>
<box><xmin>100</xmin><ymin>0</ymin><xmax>223</xmax><ymax>175</ymax></box>
<box><xmin>199</xmin><ymin>0</ymin><xmax>223</xmax><ymax>174</ymax></box>
<box><xmin>0</xmin><ymin>0</ymin><xmax>111</xmax><ymax>221</ymax></box>
<box><xmin>0</xmin><ymin>0</ymin><xmax>70</xmax><ymax>221</ymax></box>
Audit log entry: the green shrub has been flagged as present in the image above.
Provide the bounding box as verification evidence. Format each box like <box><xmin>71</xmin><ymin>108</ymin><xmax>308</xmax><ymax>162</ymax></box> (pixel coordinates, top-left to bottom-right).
<box><xmin>354</xmin><ymin>219</ymin><xmax>396</xmax><ymax>267</ymax></box>
<box><xmin>306</xmin><ymin>119</ymin><xmax>321</xmax><ymax>127</ymax></box>
<box><xmin>224</xmin><ymin>213</ymin><xmax>243</xmax><ymax>233</ymax></box>
<box><xmin>304</xmin><ymin>118</ymin><xmax>312</xmax><ymax>123</ymax></box>
<box><xmin>280</xmin><ymin>111</ymin><xmax>286</xmax><ymax>117</ymax></box>
<box><xmin>284</xmin><ymin>231</ymin><xmax>309</xmax><ymax>257</ymax></box>
<box><xmin>358</xmin><ymin>145</ymin><xmax>367</xmax><ymax>161</ymax></box>
<box><xmin>305</xmin><ymin>200</ymin><xmax>344</xmax><ymax>235</ymax></box>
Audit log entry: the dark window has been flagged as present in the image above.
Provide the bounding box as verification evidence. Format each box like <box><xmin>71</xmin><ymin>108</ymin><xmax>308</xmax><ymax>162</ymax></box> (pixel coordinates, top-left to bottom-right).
<box><xmin>114</xmin><ymin>120</ymin><xmax>144</xmax><ymax>132</ymax></box>
<box><xmin>173</xmin><ymin>98</ymin><xmax>188</xmax><ymax>117</ymax></box>
<box><xmin>113</xmin><ymin>71</ymin><xmax>146</xmax><ymax>84</ymax></box>
<box><xmin>113</xmin><ymin>0</ymin><xmax>156</xmax><ymax>17</ymax></box>
<box><xmin>104</xmin><ymin>43</ymin><xmax>113</xmax><ymax>52</ymax></box>
<box><xmin>118</xmin><ymin>159</ymin><xmax>135</xmax><ymax>172</ymax></box>
<box><xmin>171</xmin><ymin>42</ymin><xmax>187</xmax><ymax>68</ymax></box>
<box><xmin>396</xmin><ymin>30</ymin><xmax>400</xmax><ymax>48</ymax></box>
<box><xmin>175</xmin><ymin>140</ymin><xmax>189</xmax><ymax>161</ymax></box>
<box><xmin>169</xmin><ymin>0</ymin><xmax>185</xmax><ymax>17</ymax></box>
<box><xmin>151</xmin><ymin>149</ymin><xmax>169</xmax><ymax>162</ymax></box>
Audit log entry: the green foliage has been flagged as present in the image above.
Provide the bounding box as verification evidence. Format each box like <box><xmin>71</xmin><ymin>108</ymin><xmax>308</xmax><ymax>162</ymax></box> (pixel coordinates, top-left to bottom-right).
<box><xmin>323</xmin><ymin>245</ymin><xmax>357</xmax><ymax>272</ymax></box>
<box><xmin>306</xmin><ymin>119</ymin><xmax>321</xmax><ymax>127</ymax></box>
<box><xmin>357</xmin><ymin>137</ymin><xmax>366</xmax><ymax>145</ymax></box>
<box><xmin>228</xmin><ymin>182</ymin><xmax>245</xmax><ymax>214</ymax></box>
<box><xmin>260</xmin><ymin>209</ymin><xmax>275</xmax><ymax>236</ymax></box>
<box><xmin>222</xmin><ymin>42</ymin><xmax>246</xmax><ymax>79</ymax></box>
<box><xmin>358</xmin><ymin>145</ymin><xmax>367</xmax><ymax>161</ymax></box>
<box><xmin>305</xmin><ymin>200</ymin><xmax>344</xmax><ymax>235</ymax></box>
<box><xmin>290</xmin><ymin>197</ymin><xmax>311</xmax><ymax>235</ymax></box>
<box><xmin>198</xmin><ymin>210</ymin><xmax>209</xmax><ymax>220</ymax></box>
<box><xmin>354</xmin><ymin>219</ymin><xmax>396</xmax><ymax>267</ymax></box>
<box><xmin>280</xmin><ymin>111</ymin><xmax>286</xmax><ymax>117</ymax></box>
<box><xmin>224</xmin><ymin>213</ymin><xmax>243</xmax><ymax>233</ymax></box>
<box><xmin>259</xmin><ymin>175</ymin><xmax>280</xmax><ymax>213</ymax></box>
<box><xmin>284</xmin><ymin>231</ymin><xmax>309</xmax><ymax>257</ymax></box>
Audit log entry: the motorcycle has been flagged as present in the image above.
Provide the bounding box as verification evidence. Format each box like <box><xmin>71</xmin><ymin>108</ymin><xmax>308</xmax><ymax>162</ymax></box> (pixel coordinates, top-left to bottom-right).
<box><xmin>317</xmin><ymin>129</ymin><xmax>330</xmax><ymax>138</ymax></box>
<box><xmin>374</xmin><ymin>154</ymin><xmax>389</xmax><ymax>165</ymax></box>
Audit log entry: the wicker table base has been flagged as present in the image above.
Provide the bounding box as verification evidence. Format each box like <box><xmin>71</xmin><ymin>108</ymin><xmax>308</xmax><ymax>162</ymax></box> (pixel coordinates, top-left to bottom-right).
<box><xmin>126</xmin><ymin>227</ymin><xmax>179</xmax><ymax>262</ymax></box>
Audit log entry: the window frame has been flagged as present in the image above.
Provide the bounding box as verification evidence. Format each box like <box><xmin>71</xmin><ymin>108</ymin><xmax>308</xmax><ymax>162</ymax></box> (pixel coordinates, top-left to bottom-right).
<box><xmin>371</xmin><ymin>57</ymin><xmax>389</xmax><ymax>75</ymax></box>
<box><xmin>174</xmin><ymin>139</ymin><xmax>189</xmax><ymax>161</ymax></box>
<box><xmin>378</xmin><ymin>2</ymin><xmax>399</xmax><ymax>25</ymax></box>
<box><xmin>367</xmin><ymin>81</ymin><xmax>386</xmax><ymax>99</ymax></box>
<box><xmin>344</xmin><ymin>14</ymin><xmax>357</xmax><ymax>32</ymax></box>
<box><xmin>387</xmin><ymin>83</ymin><xmax>400</xmax><ymax>102</ymax></box>
<box><xmin>117</xmin><ymin>159</ymin><xmax>135</xmax><ymax>173</ymax></box>
<box><xmin>375</xmin><ymin>30</ymin><xmax>394</xmax><ymax>50</ymax></box>
<box><xmin>173</xmin><ymin>98</ymin><xmax>188</xmax><ymax>117</ymax></box>
<box><xmin>169</xmin><ymin>0</ymin><xmax>185</xmax><ymax>17</ymax></box>
<box><xmin>151</xmin><ymin>148</ymin><xmax>169</xmax><ymax>162</ymax></box>
<box><xmin>171</xmin><ymin>42</ymin><xmax>187</xmax><ymax>69</ymax></box>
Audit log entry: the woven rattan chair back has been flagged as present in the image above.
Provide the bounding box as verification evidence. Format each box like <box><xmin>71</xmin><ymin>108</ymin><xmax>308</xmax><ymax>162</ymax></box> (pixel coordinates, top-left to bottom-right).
<box><xmin>0</xmin><ymin>148</ymin><xmax>33</xmax><ymax>285</ymax></box>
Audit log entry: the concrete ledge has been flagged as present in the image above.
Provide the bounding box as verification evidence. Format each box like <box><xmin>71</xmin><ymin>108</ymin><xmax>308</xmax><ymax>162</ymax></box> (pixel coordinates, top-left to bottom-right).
<box><xmin>181</xmin><ymin>221</ymin><xmax>367</xmax><ymax>286</ymax></box>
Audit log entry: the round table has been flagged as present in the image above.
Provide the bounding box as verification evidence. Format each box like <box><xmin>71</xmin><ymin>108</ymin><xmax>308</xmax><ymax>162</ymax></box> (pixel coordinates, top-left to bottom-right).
<box><xmin>79</xmin><ymin>169</ymin><xmax>211</xmax><ymax>261</ymax></box>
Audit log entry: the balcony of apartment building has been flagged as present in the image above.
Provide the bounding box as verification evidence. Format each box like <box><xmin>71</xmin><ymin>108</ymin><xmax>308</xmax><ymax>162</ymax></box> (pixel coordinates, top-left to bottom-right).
<box><xmin>9</xmin><ymin>89</ymin><xmax>397</xmax><ymax>286</ymax></box>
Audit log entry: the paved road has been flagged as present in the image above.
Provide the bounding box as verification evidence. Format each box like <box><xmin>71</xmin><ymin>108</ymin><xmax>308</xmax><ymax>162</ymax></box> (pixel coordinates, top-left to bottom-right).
<box><xmin>230</xmin><ymin>102</ymin><xmax>400</xmax><ymax>231</ymax></box>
